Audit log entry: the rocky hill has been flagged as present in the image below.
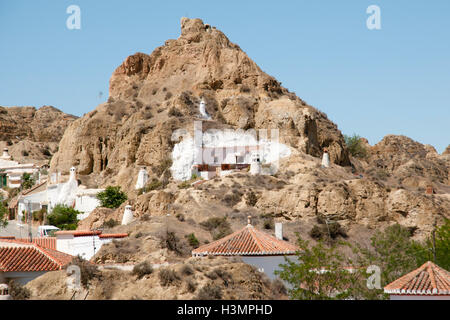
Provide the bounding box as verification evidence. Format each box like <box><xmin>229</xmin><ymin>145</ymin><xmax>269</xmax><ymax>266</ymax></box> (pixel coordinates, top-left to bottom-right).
<box><xmin>50</xmin><ymin>17</ymin><xmax>350</xmax><ymax>189</ymax></box>
<box><xmin>47</xmin><ymin>17</ymin><xmax>448</xmax><ymax>240</ymax></box>
<box><xmin>21</xmin><ymin>18</ymin><xmax>449</xmax><ymax>301</ymax></box>
<box><xmin>0</xmin><ymin>105</ymin><xmax>77</xmax><ymax>163</ymax></box>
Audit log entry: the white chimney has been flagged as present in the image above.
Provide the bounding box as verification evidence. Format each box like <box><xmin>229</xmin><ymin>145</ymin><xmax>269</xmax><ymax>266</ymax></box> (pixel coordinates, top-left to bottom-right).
<box><xmin>69</xmin><ymin>167</ymin><xmax>77</xmax><ymax>181</ymax></box>
<box><xmin>321</xmin><ymin>148</ymin><xmax>330</xmax><ymax>168</ymax></box>
<box><xmin>275</xmin><ymin>222</ymin><xmax>283</xmax><ymax>240</ymax></box>
<box><xmin>135</xmin><ymin>167</ymin><xmax>149</xmax><ymax>190</ymax></box>
<box><xmin>1</xmin><ymin>148</ymin><xmax>11</xmax><ymax>160</ymax></box>
<box><xmin>122</xmin><ymin>205</ymin><xmax>134</xmax><ymax>225</ymax></box>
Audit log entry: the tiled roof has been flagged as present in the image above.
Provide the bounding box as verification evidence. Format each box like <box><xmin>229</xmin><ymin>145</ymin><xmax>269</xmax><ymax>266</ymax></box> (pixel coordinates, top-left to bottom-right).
<box><xmin>98</xmin><ymin>233</ymin><xmax>128</xmax><ymax>239</ymax></box>
<box><xmin>14</xmin><ymin>237</ymin><xmax>57</xmax><ymax>250</ymax></box>
<box><xmin>0</xmin><ymin>241</ymin><xmax>73</xmax><ymax>272</ymax></box>
<box><xmin>192</xmin><ymin>224</ymin><xmax>300</xmax><ymax>256</ymax></box>
<box><xmin>384</xmin><ymin>261</ymin><xmax>450</xmax><ymax>295</ymax></box>
<box><xmin>55</xmin><ymin>230</ymin><xmax>102</xmax><ymax>237</ymax></box>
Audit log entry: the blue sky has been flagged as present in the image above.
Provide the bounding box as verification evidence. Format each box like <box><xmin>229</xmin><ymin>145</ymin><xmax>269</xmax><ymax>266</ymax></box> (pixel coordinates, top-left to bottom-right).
<box><xmin>0</xmin><ymin>0</ymin><xmax>449</xmax><ymax>152</ymax></box>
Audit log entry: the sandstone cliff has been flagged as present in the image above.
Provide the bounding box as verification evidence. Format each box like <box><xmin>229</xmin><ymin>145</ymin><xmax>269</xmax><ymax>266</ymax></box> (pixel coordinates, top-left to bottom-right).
<box><xmin>0</xmin><ymin>105</ymin><xmax>77</xmax><ymax>163</ymax></box>
<box><xmin>50</xmin><ymin>17</ymin><xmax>350</xmax><ymax>189</ymax></box>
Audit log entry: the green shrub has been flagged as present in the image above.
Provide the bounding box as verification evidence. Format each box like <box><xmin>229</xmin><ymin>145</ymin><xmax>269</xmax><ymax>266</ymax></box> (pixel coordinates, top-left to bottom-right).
<box><xmin>0</xmin><ymin>196</ymin><xmax>8</xmax><ymax>228</ymax></box>
<box><xmin>178</xmin><ymin>181</ymin><xmax>191</xmax><ymax>189</ymax></box>
<box><xmin>47</xmin><ymin>205</ymin><xmax>79</xmax><ymax>230</ymax></box>
<box><xmin>96</xmin><ymin>186</ymin><xmax>127</xmax><ymax>209</ymax></box>
<box><xmin>32</xmin><ymin>208</ymin><xmax>46</xmax><ymax>222</ymax></box>
<box><xmin>344</xmin><ymin>134</ymin><xmax>367</xmax><ymax>159</ymax></box>
<box><xmin>185</xmin><ymin>233</ymin><xmax>199</xmax><ymax>248</ymax></box>
<box><xmin>21</xmin><ymin>172</ymin><xmax>35</xmax><ymax>190</ymax></box>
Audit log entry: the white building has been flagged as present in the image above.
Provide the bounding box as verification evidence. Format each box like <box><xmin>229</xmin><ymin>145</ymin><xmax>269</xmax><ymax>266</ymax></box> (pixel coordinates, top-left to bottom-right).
<box><xmin>0</xmin><ymin>240</ymin><xmax>73</xmax><ymax>286</ymax></box>
<box><xmin>0</xmin><ymin>148</ymin><xmax>39</xmax><ymax>189</ymax></box>
<box><xmin>192</xmin><ymin>217</ymin><xmax>299</xmax><ymax>280</ymax></box>
<box><xmin>55</xmin><ymin>230</ymin><xmax>128</xmax><ymax>260</ymax></box>
<box><xmin>13</xmin><ymin>167</ymin><xmax>103</xmax><ymax>223</ymax></box>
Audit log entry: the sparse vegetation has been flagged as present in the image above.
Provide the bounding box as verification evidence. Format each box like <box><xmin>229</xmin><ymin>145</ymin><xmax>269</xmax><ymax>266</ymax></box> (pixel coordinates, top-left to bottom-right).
<box><xmin>180</xmin><ymin>264</ymin><xmax>194</xmax><ymax>276</ymax></box>
<box><xmin>160</xmin><ymin>230</ymin><xmax>184</xmax><ymax>255</ymax></box>
<box><xmin>69</xmin><ymin>256</ymin><xmax>101</xmax><ymax>288</ymax></box>
<box><xmin>96</xmin><ymin>186</ymin><xmax>127</xmax><ymax>209</ymax></box>
<box><xmin>152</xmin><ymin>158</ymin><xmax>172</xmax><ymax>177</ymax></box>
<box><xmin>7</xmin><ymin>280</ymin><xmax>31</xmax><ymax>300</ymax></box>
<box><xmin>168</xmin><ymin>107</ymin><xmax>183</xmax><ymax>117</ymax></box>
<box><xmin>144</xmin><ymin>178</ymin><xmax>163</xmax><ymax>192</ymax></box>
<box><xmin>196</xmin><ymin>283</ymin><xmax>222</xmax><ymax>300</ymax></box>
<box><xmin>103</xmin><ymin>218</ymin><xmax>119</xmax><ymax>229</ymax></box>
<box><xmin>186</xmin><ymin>279</ymin><xmax>197</xmax><ymax>293</ymax></box>
<box><xmin>132</xmin><ymin>261</ymin><xmax>154</xmax><ymax>279</ymax></box>
<box><xmin>185</xmin><ymin>233</ymin><xmax>199</xmax><ymax>248</ymax></box>
<box><xmin>344</xmin><ymin>134</ymin><xmax>367</xmax><ymax>158</ymax></box>
<box><xmin>246</xmin><ymin>190</ymin><xmax>258</xmax><ymax>207</ymax></box>
<box><xmin>158</xmin><ymin>268</ymin><xmax>179</xmax><ymax>286</ymax></box>
<box><xmin>200</xmin><ymin>217</ymin><xmax>233</xmax><ymax>240</ymax></box>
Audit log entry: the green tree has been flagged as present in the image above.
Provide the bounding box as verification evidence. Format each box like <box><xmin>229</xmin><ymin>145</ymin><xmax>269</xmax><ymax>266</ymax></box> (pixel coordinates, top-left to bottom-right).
<box><xmin>352</xmin><ymin>224</ymin><xmax>424</xmax><ymax>299</ymax></box>
<box><xmin>47</xmin><ymin>204</ymin><xmax>79</xmax><ymax>230</ymax></box>
<box><xmin>21</xmin><ymin>172</ymin><xmax>35</xmax><ymax>190</ymax></box>
<box><xmin>0</xmin><ymin>195</ymin><xmax>8</xmax><ymax>228</ymax></box>
<box><xmin>275</xmin><ymin>236</ymin><xmax>356</xmax><ymax>300</ymax></box>
<box><xmin>96</xmin><ymin>186</ymin><xmax>127</xmax><ymax>209</ymax></box>
<box><xmin>412</xmin><ymin>219</ymin><xmax>450</xmax><ymax>270</ymax></box>
<box><xmin>344</xmin><ymin>134</ymin><xmax>367</xmax><ymax>159</ymax></box>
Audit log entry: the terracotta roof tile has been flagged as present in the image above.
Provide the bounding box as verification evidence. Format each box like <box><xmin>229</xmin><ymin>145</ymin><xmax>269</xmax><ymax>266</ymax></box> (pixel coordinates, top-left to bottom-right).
<box><xmin>55</xmin><ymin>230</ymin><xmax>102</xmax><ymax>237</ymax></box>
<box><xmin>98</xmin><ymin>233</ymin><xmax>128</xmax><ymax>239</ymax></box>
<box><xmin>0</xmin><ymin>240</ymin><xmax>74</xmax><ymax>272</ymax></box>
<box><xmin>192</xmin><ymin>224</ymin><xmax>300</xmax><ymax>256</ymax></box>
<box><xmin>384</xmin><ymin>261</ymin><xmax>450</xmax><ymax>295</ymax></box>
<box><xmin>14</xmin><ymin>237</ymin><xmax>57</xmax><ymax>250</ymax></box>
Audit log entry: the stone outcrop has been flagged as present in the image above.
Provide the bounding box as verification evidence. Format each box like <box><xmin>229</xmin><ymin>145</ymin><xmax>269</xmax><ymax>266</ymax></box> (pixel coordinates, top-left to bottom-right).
<box><xmin>0</xmin><ymin>105</ymin><xmax>77</xmax><ymax>163</ymax></box>
<box><xmin>0</xmin><ymin>105</ymin><xmax>77</xmax><ymax>142</ymax></box>
<box><xmin>50</xmin><ymin>17</ymin><xmax>350</xmax><ymax>188</ymax></box>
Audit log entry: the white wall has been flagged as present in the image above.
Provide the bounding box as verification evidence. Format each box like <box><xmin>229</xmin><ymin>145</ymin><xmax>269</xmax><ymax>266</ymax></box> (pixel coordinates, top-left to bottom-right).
<box><xmin>390</xmin><ymin>294</ymin><xmax>450</xmax><ymax>300</ymax></box>
<box><xmin>56</xmin><ymin>235</ymin><xmax>103</xmax><ymax>260</ymax></box>
<box><xmin>75</xmin><ymin>195</ymin><xmax>100</xmax><ymax>218</ymax></box>
<box><xmin>242</xmin><ymin>256</ymin><xmax>296</xmax><ymax>281</ymax></box>
<box><xmin>57</xmin><ymin>235</ymin><xmax>122</xmax><ymax>260</ymax></box>
<box><xmin>3</xmin><ymin>271</ymin><xmax>47</xmax><ymax>286</ymax></box>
